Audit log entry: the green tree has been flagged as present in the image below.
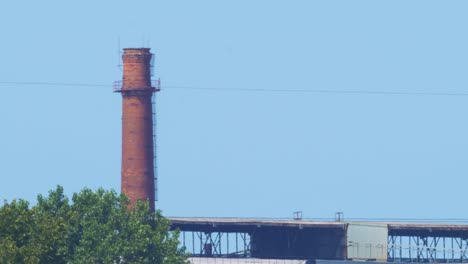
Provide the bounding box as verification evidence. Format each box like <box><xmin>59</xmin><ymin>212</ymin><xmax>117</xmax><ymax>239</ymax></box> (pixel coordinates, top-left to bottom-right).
<box><xmin>33</xmin><ymin>185</ymin><xmax>71</xmax><ymax>263</ymax></box>
<box><xmin>0</xmin><ymin>186</ymin><xmax>188</xmax><ymax>264</ymax></box>
<box><xmin>0</xmin><ymin>198</ymin><xmax>35</xmax><ymax>263</ymax></box>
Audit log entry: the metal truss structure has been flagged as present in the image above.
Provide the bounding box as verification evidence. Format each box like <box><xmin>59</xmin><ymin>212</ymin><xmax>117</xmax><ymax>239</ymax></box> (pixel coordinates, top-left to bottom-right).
<box><xmin>180</xmin><ymin>231</ymin><xmax>251</xmax><ymax>258</ymax></box>
<box><xmin>171</xmin><ymin>218</ymin><xmax>468</xmax><ymax>262</ymax></box>
<box><xmin>388</xmin><ymin>235</ymin><xmax>468</xmax><ymax>262</ymax></box>
<box><xmin>181</xmin><ymin>231</ymin><xmax>468</xmax><ymax>262</ymax></box>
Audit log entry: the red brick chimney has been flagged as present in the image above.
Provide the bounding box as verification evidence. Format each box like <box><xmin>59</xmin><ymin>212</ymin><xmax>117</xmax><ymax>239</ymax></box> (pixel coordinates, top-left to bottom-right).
<box><xmin>115</xmin><ymin>48</ymin><xmax>158</xmax><ymax>211</ymax></box>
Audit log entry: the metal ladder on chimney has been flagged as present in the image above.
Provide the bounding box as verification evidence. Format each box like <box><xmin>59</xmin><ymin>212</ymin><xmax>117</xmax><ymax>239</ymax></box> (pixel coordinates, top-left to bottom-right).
<box><xmin>152</xmin><ymin>90</ymin><xmax>158</xmax><ymax>202</ymax></box>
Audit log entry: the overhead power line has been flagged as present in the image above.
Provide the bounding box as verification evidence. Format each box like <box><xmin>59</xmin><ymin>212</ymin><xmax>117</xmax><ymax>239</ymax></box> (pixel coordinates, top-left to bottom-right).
<box><xmin>0</xmin><ymin>81</ymin><xmax>109</xmax><ymax>87</ymax></box>
<box><xmin>1</xmin><ymin>81</ymin><xmax>468</xmax><ymax>96</ymax></box>
<box><xmin>166</xmin><ymin>85</ymin><xmax>468</xmax><ymax>96</ymax></box>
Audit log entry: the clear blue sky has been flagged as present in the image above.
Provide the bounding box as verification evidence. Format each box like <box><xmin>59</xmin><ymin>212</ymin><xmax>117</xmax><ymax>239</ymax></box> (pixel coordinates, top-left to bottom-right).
<box><xmin>1</xmin><ymin>0</ymin><xmax>468</xmax><ymax>220</ymax></box>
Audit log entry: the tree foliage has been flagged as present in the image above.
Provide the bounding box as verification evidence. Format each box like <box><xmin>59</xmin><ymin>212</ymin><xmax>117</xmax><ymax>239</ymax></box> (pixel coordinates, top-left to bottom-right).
<box><xmin>0</xmin><ymin>186</ymin><xmax>188</xmax><ymax>264</ymax></box>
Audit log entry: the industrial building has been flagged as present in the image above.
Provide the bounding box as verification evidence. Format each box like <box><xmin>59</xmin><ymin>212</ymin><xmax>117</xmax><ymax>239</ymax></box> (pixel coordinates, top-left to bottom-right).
<box><xmin>170</xmin><ymin>217</ymin><xmax>468</xmax><ymax>262</ymax></box>
<box><xmin>115</xmin><ymin>48</ymin><xmax>468</xmax><ymax>263</ymax></box>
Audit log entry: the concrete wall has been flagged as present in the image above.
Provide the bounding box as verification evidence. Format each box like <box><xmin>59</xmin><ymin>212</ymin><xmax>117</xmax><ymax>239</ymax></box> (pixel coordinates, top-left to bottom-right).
<box><xmin>346</xmin><ymin>223</ymin><xmax>388</xmax><ymax>261</ymax></box>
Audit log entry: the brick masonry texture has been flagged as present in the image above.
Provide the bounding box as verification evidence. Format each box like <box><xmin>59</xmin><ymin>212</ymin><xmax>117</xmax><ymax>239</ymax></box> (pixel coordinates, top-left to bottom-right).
<box><xmin>120</xmin><ymin>48</ymin><xmax>155</xmax><ymax>211</ymax></box>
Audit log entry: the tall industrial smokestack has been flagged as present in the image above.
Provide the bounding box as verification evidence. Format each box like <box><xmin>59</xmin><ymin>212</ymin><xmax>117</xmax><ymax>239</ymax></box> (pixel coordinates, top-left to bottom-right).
<box><xmin>115</xmin><ymin>48</ymin><xmax>159</xmax><ymax>211</ymax></box>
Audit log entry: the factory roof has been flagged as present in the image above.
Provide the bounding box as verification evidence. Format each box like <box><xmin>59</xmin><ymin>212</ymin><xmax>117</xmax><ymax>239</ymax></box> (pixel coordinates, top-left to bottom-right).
<box><xmin>169</xmin><ymin>217</ymin><xmax>468</xmax><ymax>237</ymax></box>
<box><xmin>169</xmin><ymin>217</ymin><xmax>345</xmax><ymax>230</ymax></box>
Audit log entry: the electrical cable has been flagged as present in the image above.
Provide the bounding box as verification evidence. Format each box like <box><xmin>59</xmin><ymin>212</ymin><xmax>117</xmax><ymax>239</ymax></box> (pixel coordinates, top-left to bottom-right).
<box><xmin>1</xmin><ymin>81</ymin><xmax>468</xmax><ymax>96</ymax></box>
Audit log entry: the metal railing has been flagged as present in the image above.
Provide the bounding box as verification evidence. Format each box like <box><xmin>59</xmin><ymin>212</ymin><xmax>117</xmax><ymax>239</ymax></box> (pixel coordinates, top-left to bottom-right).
<box><xmin>113</xmin><ymin>79</ymin><xmax>160</xmax><ymax>92</ymax></box>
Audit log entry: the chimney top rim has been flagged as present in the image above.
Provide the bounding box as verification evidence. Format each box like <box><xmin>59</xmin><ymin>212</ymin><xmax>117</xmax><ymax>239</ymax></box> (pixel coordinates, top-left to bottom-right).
<box><xmin>123</xmin><ymin>48</ymin><xmax>151</xmax><ymax>52</ymax></box>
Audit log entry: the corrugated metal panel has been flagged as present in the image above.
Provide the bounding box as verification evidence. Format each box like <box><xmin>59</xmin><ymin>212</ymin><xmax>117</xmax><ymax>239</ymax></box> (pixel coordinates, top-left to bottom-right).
<box><xmin>189</xmin><ymin>258</ymin><xmax>308</xmax><ymax>264</ymax></box>
<box><xmin>346</xmin><ymin>223</ymin><xmax>388</xmax><ymax>261</ymax></box>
